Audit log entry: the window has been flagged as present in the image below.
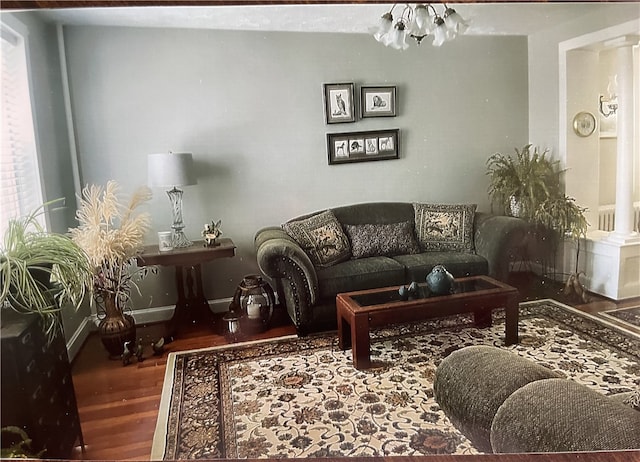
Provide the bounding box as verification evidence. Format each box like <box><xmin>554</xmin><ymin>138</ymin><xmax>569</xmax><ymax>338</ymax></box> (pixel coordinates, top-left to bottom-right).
<box><xmin>1</xmin><ymin>22</ymin><xmax>44</xmax><ymax>237</ymax></box>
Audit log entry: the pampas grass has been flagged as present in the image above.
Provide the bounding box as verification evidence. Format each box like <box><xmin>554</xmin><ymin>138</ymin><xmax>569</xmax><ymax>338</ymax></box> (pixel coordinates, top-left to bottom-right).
<box><xmin>70</xmin><ymin>181</ymin><xmax>153</xmax><ymax>310</ymax></box>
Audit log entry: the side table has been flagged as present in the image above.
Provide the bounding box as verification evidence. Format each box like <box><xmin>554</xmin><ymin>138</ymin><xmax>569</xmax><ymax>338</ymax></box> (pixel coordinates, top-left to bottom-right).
<box><xmin>136</xmin><ymin>238</ymin><xmax>236</xmax><ymax>340</ymax></box>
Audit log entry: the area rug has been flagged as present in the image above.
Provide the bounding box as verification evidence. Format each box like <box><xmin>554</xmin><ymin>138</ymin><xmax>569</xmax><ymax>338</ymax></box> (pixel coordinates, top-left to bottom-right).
<box><xmin>600</xmin><ymin>306</ymin><xmax>640</xmax><ymax>330</ymax></box>
<box><xmin>151</xmin><ymin>299</ymin><xmax>640</xmax><ymax>460</ymax></box>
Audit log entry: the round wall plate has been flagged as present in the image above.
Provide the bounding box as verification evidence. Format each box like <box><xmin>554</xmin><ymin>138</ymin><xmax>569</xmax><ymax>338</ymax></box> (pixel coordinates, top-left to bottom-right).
<box><xmin>572</xmin><ymin>111</ymin><xmax>596</xmax><ymax>137</ymax></box>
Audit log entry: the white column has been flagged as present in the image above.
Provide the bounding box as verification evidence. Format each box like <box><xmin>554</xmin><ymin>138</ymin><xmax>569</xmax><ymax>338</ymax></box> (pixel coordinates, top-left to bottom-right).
<box><xmin>609</xmin><ymin>41</ymin><xmax>640</xmax><ymax>243</ymax></box>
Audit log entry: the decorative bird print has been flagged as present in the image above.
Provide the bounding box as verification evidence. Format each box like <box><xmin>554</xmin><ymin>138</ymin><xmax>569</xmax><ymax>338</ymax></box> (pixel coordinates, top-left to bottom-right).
<box><xmin>335</xmin><ymin>94</ymin><xmax>346</xmax><ymax>115</ymax></box>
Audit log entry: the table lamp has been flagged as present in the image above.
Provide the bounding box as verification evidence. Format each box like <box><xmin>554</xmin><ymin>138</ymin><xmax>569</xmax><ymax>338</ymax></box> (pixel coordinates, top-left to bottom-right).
<box><xmin>147</xmin><ymin>152</ymin><xmax>197</xmax><ymax>248</ymax></box>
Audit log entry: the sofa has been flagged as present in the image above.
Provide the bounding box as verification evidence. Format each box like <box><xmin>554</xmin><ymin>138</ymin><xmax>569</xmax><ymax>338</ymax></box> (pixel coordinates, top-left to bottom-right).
<box><xmin>434</xmin><ymin>345</ymin><xmax>640</xmax><ymax>453</ymax></box>
<box><xmin>255</xmin><ymin>202</ymin><xmax>529</xmax><ymax>335</ymax></box>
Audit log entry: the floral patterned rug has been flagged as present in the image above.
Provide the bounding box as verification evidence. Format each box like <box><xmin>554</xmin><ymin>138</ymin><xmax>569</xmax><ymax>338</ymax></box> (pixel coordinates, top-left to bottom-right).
<box><xmin>601</xmin><ymin>306</ymin><xmax>640</xmax><ymax>330</ymax></box>
<box><xmin>151</xmin><ymin>299</ymin><xmax>640</xmax><ymax>460</ymax></box>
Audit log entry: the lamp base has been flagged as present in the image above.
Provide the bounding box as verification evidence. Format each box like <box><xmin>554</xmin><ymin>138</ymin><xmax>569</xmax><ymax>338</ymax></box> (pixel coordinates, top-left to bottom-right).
<box><xmin>172</xmin><ymin>229</ymin><xmax>192</xmax><ymax>248</ymax></box>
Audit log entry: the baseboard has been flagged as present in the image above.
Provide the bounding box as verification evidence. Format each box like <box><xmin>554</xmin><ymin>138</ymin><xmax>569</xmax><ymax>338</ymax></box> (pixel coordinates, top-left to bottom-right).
<box><xmin>66</xmin><ymin>297</ymin><xmax>234</xmax><ymax>361</ymax></box>
<box><xmin>66</xmin><ymin>316</ymin><xmax>94</xmax><ymax>362</ymax></box>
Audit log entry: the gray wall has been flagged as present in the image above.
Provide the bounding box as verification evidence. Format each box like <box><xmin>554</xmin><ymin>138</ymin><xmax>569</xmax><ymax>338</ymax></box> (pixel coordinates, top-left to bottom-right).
<box><xmin>62</xmin><ymin>26</ymin><xmax>529</xmax><ymax>309</ymax></box>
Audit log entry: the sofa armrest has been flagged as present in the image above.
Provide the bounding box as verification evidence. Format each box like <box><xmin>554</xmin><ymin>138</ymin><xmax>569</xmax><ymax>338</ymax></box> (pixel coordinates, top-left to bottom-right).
<box><xmin>474</xmin><ymin>213</ymin><xmax>530</xmax><ymax>281</ymax></box>
<box><xmin>491</xmin><ymin>378</ymin><xmax>640</xmax><ymax>453</ymax></box>
<box><xmin>255</xmin><ymin>227</ymin><xmax>319</xmax><ymax>331</ymax></box>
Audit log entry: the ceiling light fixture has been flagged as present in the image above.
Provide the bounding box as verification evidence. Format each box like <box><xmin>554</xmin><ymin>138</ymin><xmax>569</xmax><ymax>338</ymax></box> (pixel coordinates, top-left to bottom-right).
<box><xmin>371</xmin><ymin>3</ymin><xmax>469</xmax><ymax>50</ymax></box>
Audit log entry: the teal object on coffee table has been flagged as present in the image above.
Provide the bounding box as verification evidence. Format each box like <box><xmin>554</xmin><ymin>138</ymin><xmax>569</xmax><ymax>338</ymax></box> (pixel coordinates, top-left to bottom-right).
<box><xmin>426</xmin><ymin>265</ymin><xmax>454</xmax><ymax>295</ymax></box>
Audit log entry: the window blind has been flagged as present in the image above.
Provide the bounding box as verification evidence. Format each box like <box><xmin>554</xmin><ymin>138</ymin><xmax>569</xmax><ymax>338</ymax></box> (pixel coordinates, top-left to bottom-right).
<box><xmin>1</xmin><ymin>24</ymin><xmax>44</xmax><ymax>237</ymax></box>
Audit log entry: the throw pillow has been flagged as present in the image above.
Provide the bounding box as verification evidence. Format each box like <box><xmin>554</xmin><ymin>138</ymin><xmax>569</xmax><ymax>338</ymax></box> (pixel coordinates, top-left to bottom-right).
<box><xmin>343</xmin><ymin>222</ymin><xmax>421</xmax><ymax>259</ymax></box>
<box><xmin>282</xmin><ymin>210</ymin><xmax>351</xmax><ymax>267</ymax></box>
<box><xmin>413</xmin><ymin>203</ymin><xmax>477</xmax><ymax>252</ymax></box>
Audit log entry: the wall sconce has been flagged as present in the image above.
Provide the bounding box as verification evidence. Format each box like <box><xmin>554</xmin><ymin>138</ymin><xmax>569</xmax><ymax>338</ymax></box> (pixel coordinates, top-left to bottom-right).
<box><xmin>599</xmin><ymin>95</ymin><xmax>618</xmax><ymax>118</ymax></box>
<box><xmin>599</xmin><ymin>74</ymin><xmax>618</xmax><ymax>118</ymax></box>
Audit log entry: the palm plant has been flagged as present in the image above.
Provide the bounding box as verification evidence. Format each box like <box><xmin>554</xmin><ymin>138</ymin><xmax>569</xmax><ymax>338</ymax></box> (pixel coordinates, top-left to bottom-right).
<box><xmin>0</xmin><ymin>203</ymin><xmax>92</xmax><ymax>344</ymax></box>
<box><xmin>486</xmin><ymin>144</ymin><xmax>562</xmax><ymax>220</ymax></box>
<box><xmin>487</xmin><ymin>144</ymin><xmax>590</xmax><ymax>301</ymax></box>
<box><xmin>534</xmin><ymin>195</ymin><xmax>590</xmax><ymax>301</ymax></box>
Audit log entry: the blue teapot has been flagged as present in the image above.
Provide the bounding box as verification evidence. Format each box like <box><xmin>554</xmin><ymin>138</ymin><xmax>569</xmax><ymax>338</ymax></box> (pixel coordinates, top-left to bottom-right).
<box><xmin>426</xmin><ymin>265</ymin><xmax>454</xmax><ymax>295</ymax></box>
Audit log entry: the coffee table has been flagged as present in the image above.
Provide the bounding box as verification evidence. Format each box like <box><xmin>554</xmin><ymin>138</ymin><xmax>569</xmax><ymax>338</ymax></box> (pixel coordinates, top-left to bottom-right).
<box><xmin>336</xmin><ymin>275</ymin><xmax>519</xmax><ymax>369</ymax></box>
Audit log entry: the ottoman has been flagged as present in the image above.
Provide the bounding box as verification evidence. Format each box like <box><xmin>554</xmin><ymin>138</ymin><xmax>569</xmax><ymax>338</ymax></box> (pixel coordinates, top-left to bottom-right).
<box><xmin>491</xmin><ymin>378</ymin><xmax>640</xmax><ymax>452</ymax></box>
<box><xmin>433</xmin><ymin>345</ymin><xmax>562</xmax><ymax>452</ymax></box>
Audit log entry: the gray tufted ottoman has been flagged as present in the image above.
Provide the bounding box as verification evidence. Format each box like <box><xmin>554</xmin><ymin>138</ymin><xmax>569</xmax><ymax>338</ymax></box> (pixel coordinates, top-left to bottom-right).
<box><xmin>434</xmin><ymin>345</ymin><xmax>640</xmax><ymax>453</ymax></box>
<box><xmin>491</xmin><ymin>378</ymin><xmax>640</xmax><ymax>452</ymax></box>
<box><xmin>433</xmin><ymin>345</ymin><xmax>562</xmax><ymax>452</ymax></box>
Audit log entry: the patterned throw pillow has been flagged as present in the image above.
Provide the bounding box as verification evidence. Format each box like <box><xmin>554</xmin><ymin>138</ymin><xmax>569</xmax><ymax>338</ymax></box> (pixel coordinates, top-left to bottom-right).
<box><xmin>282</xmin><ymin>210</ymin><xmax>351</xmax><ymax>267</ymax></box>
<box><xmin>413</xmin><ymin>203</ymin><xmax>477</xmax><ymax>252</ymax></box>
<box><xmin>343</xmin><ymin>222</ymin><xmax>421</xmax><ymax>259</ymax></box>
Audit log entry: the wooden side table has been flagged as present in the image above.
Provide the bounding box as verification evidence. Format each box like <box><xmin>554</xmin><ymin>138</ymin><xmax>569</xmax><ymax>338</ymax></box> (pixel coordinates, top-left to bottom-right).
<box><xmin>136</xmin><ymin>238</ymin><xmax>236</xmax><ymax>340</ymax></box>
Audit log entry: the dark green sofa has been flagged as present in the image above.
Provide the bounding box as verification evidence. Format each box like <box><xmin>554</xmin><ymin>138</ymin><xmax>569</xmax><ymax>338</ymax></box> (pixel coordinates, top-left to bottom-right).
<box><xmin>255</xmin><ymin>202</ymin><xmax>529</xmax><ymax>335</ymax></box>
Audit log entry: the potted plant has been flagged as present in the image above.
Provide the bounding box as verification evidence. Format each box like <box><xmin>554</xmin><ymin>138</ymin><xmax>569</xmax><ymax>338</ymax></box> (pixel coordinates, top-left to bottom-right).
<box><xmin>0</xmin><ymin>203</ymin><xmax>92</xmax><ymax>344</ymax></box>
<box><xmin>534</xmin><ymin>195</ymin><xmax>590</xmax><ymax>302</ymax></box>
<box><xmin>486</xmin><ymin>144</ymin><xmax>562</xmax><ymax>220</ymax></box>
<box><xmin>486</xmin><ymin>144</ymin><xmax>590</xmax><ymax>301</ymax></box>
<box><xmin>69</xmin><ymin>181</ymin><xmax>154</xmax><ymax>357</ymax></box>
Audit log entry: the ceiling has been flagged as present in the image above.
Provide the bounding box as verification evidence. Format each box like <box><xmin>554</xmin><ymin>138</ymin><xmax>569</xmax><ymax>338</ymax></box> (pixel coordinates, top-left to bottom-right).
<box><xmin>31</xmin><ymin>3</ymin><xmax>619</xmax><ymax>36</ymax></box>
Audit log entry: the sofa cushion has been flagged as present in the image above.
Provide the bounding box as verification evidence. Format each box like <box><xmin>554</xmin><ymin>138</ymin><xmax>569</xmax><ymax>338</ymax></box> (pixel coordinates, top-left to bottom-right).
<box><xmin>343</xmin><ymin>221</ymin><xmax>421</xmax><ymax>259</ymax></box>
<box><xmin>393</xmin><ymin>252</ymin><xmax>488</xmax><ymax>282</ymax></box>
<box><xmin>283</xmin><ymin>210</ymin><xmax>351</xmax><ymax>267</ymax></box>
<box><xmin>317</xmin><ymin>256</ymin><xmax>405</xmax><ymax>299</ymax></box>
<box><xmin>413</xmin><ymin>203</ymin><xmax>477</xmax><ymax>252</ymax></box>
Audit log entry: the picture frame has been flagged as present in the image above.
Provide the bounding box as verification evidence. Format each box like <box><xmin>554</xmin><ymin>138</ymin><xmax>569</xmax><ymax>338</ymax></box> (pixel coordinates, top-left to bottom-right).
<box><xmin>323</xmin><ymin>83</ymin><xmax>356</xmax><ymax>124</ymax></box>
<box><xmin>361</xmin><ymin>86</ymin><xmax>396</xmax><ymax>118</ymax></box>
<box><xmin>327</xmin><ymin>129</ymin><xmax>399</xmax><ymax>165</ymax></box>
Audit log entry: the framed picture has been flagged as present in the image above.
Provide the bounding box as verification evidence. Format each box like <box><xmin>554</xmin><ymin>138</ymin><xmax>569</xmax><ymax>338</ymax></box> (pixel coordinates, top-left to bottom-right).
<box><xmin>361</xmin><ymin>86</ymin><xmax>396</xmax><ymax>118</ymax></box>
<box><xmin>327</xmin><ymin>129</ymin><xmax>399</xmax><ymax>165</ymax></box>
<box><xmin>323</xmin><ymin>83</ymin><xmax>355</xmax><ymax>124</ymax></box>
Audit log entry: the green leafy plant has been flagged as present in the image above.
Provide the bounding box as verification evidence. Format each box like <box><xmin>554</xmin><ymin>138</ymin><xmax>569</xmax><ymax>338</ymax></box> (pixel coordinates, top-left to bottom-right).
<box><xmin>486</xmin><ymin>144</ymin><xmax>562</xmax><ymax>220</ymax></box>
<box><xmin>486</xmin><ymin>145</ymin><xmax>590</xmax><ymax>300</ymax></box>
<box><xmin>0</xmin><ymin>202</ymin><xmax>92</xmax><ymax>344</ymax></box>
<box><xmin>1</xmin><ymin>426</ymin><xmax>44</xmax><ymax>459</ymax></box>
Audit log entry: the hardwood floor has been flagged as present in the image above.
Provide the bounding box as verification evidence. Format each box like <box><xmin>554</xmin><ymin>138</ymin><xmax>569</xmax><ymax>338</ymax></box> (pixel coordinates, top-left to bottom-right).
<box><xmin>68</xmin><ymin>273</ymin><xmax>640</xmax><ymax>461</ymax></box>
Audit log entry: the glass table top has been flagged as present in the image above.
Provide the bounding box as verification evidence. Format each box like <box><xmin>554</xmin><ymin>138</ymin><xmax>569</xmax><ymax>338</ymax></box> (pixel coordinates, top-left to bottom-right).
<box><xmin>349</xmin><ymin>278</ymin><xmax>500</xmax><ymax>307</ymax></box>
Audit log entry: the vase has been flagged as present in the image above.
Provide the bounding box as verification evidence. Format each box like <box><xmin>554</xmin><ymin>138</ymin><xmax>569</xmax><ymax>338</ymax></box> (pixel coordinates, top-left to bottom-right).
<box><xmin>98</xmin><ymin>292</ymin><xmax>136</xmax><ymax>359</ymax></box>
<box><xmin>426</xmin><ymin>265</ymin><xmax>455</xmax><ymax>296</ymax></box>
<box><xmin>509</xmin><ymin>196</ymin><xmax>526</xmax><ymax>218</ymax></box>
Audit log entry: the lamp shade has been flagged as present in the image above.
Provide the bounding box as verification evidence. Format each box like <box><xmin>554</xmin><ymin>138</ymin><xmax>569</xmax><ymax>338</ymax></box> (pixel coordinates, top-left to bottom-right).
<box><xmin>147</xmin><ymin>152</ymin><xmax>197</xmax><ymax>188</ymax></box>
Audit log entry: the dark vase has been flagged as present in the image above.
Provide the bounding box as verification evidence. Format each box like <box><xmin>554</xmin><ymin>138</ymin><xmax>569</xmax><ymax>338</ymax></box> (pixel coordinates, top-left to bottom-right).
<box><xmin>98</xmin><ymin>292</ymin><xmax>136</xmax><ymax>359</ymax></box>
<box><xmin>426</xmin><ymin>265</ymin><xmax>455</xmax><ymax>296</ymax></box>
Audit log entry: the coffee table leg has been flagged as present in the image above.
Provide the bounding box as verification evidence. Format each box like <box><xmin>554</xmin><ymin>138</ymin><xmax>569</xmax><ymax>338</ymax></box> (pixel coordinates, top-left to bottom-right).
<box><xmin>352</xmin><ymin>313</ymin><xmax>371</xmax><ymax>369</ymax></box>
<box><xmin>505</xmin><ymin>297</ymin><xmax>519</xmax><ymax>345</ymax></box>
<box><xmin>337</xmin><ymin>307</ymin><xmax>351</xmax><ymax>351</ymax></box>
<box><xmin>473</xmin><ymin>307</ymin><xmax>492</xmax><ymax>328</ymax></box>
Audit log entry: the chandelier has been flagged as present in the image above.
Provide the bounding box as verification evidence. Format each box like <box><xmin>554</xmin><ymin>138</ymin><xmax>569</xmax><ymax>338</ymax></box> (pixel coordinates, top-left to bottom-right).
<box><xmin>371</xmin><ymin>3</ymin><xmax>469</xmax><ymax>49</ymax></box>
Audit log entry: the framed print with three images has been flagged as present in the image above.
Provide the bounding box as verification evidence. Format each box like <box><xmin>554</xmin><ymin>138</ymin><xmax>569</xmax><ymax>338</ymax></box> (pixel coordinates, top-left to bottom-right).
<box><xmin>361</xmin><ymin>86</ymin><xmax>396</xmax><ymax>118</ymax></box>
<box><xmin>327</xmin><ymin>129</ymin><xmax>399</xmax><ymax>165</ymax></box>
<box><xmin>323</xmin><ymin>83</ymin><xmax>355</xmax><ymax>124</ymax></box>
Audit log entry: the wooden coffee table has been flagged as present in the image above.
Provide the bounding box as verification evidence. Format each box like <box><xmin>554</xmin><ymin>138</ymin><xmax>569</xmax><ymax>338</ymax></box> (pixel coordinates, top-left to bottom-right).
<box><xmin>336</xmin><ymin>275</ymin><xmax>519</xmax><ymax>369</ymax></box>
